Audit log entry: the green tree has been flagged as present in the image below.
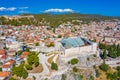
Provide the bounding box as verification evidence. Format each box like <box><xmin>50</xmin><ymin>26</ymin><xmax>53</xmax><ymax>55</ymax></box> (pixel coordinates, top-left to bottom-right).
<box><xmin>46</xmin><ymin>43</ymin><xmax>54</xmax><ymax>47</ymax></box>
<box><xmin>58</xmin><ymin>34</ymin><xmax>62</xmax><ymax>38</ymax></box>
<box><xmin>1</xmin><ymin>33</ymin><xmax>4</xmax><ymax>36</ymax></box>
<box><xmin>98</xmin><ymin>43</ymin><xmax>120</xmax><ymax>59</ymax></box>
<box><xmin>51</xmin><ymin>62</ymin><xmax>58</xmax><ymax>70</ymax></box>
<box><xmin>3</xmin><ymin>46</ymin><xmax>9</xmax><ymax>50</ymax></box>
<box><xmin>116</xmin><ymin>66</ymin><xmax>120</xmax><ymax>71</ymax></box>
<box><xmin>72</xmin><ymin>67</ymin><xmax>78</xmax><ymax>72</ymax></box>
<box><xmin>106</xmin><ymin>72</ymin><xmax>118</xmax><ymax>80</ymax></box>
<box><xmin>89</xmin><ymin>75</ymin><xmax>94</xmax><ymax>80</ymax></box>
<box><xmin>25</xmin><ymin>48</ymin><xmax>30</xmax><ymax>52</ymax></box>
<box><xmin>112</xmin><ymin>72</ymin><xmax>118</xmax><ymax>80</ymax></box>
<box><xmin>96</xmin><ymin>70</ymin><xmax>100</xmax><ymax>77</ymax></box>
<box><xmin>98</xmin><ymin>43</ymin><xmax>106</xmax><ymax>49</ymax></box>
<box><xmin>8</xmin><ymin>77</ymin><xmax>16</xmax><ymax>80</ymax></box>
<box><xmin>33</xmin><ymin>76</ymin><xmax>36</xmax><ymax>80</ymax></box>
<box><xmin>103</xmin><ymin>50</ymin><xmax>107</xmax><ymax>59</ymax></box>
<box><xmin>99</xmin><ymin>63</ymin><xmax>109</xmax><ymax>72</ymax></box>
<box><xmin>34</xmin><ymin>61</ymin><xmax>39</xmax><ymax>67</ymax></box>
<box><xmin>70</xmin><ymin>58</ymin><xmax>79</xmax><ymax>65</ymax></box>
<box><xmin>117</xmin><ymin>71</ymin><xmax>120</xmax><ymax>77</ymax></box>
<box><xmin>35</xmin><ymin>43</ymin><xmax>39</xmax><ymax>46</ymax></box>
<box><xmin>73</xmin><ymin>67</ymin><xmax>78</xmax><ymax>72</ymax></box>
<box><xmin>17</xmin><ymin>50</ymin><xmax>23</xmax><ymax>56</ymax></box>
<box><xmin>0</xmin><ymin>67</ymin><xmax>2</xmax><ymax>71</ymax></box>
<box><xmin>105</xmin><ymin>26</ymin><xmax>110</xmax><ymax>30</ymax></box>
<box><xmin>12</xmin><ymin>64</ymin><xmax>28</xmax><ymax>79</ymax></box>
<box><xmin>25</xmin><ymin>64</ymin><xmax>33</xmax><ymax>70</ymax></box>
<box><xmin>27</xmin><ymin>51</ymin><xmax>39</xmax><ymax>67</ymax></box>
<box><xmin>61</xmin><ymin>74</ymin><xmax>66</xmax><ymax>80</ymax></box>
<box><xmin>106</xmin><ymin>72</ymin><xmax>113</xmax><ymax>80</ymax></box>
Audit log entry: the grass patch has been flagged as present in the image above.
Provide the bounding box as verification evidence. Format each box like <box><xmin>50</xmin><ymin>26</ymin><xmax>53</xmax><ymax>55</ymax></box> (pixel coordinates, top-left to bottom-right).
<box><xmin>96</xmin><ymin>66</ymin><xmax>116</xmax><ymax>80</ymax></box>
<box><xmin>47</xmin><ymin>55</ymin><xmax>55</xmax><ymax>64</ymax></box>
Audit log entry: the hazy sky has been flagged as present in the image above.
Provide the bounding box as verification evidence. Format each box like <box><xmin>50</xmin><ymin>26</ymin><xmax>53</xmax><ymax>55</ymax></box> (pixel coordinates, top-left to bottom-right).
<box><xmin>0</xmin><ymin>0</ymin><xmax>120</xmax><ymax>16</ymax></box>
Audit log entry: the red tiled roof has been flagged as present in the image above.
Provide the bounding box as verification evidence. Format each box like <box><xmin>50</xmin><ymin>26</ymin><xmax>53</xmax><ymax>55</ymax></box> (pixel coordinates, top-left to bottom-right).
<box><xmin>6</xmin><ymin>59</ymin><xmax>15</xmax><ymax>65</ymax></box>
<box><xmin>0</xmin><ymin>54</ymin><xmax>7</xmax><ymax>60</ymax></box>
<box><xmin>1</xmin><ymin>55</ymin><xmax>6</xmax><ymax>59</ymax></box>
<box><xmin>20</xmin><ymin>54</ymin><xmax>26</xmax><ymax>58</ymax></box>
<box><xmin>22</xmin><ymin>52</ymin><xmax>29</xmax><ymax>55</ymax></box>
<box><xmin>20</xmin><ymin>52</ymin><xmax>29</xmax><ymax>58</ymax></box>
<box><xmin>0</xmin><ymin>50</ymin><xmax>6</xmax><ymax>55</ymax></box>
<box><xmin>0</xmin><ymin>72</ymin><xmax>10</xmax><ymax>77</ymax></box>
<box><xmin>2</xmin><ymin>64</ymin><xmax>11</xmax><ymax>68</ymax></box>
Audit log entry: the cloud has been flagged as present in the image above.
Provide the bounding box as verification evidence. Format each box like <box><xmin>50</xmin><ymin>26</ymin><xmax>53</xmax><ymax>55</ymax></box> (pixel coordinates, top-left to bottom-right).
<box><xmin>0</xmin><ymin>7</ymin><xmax>6</xmax><ymax>11</ymax></box>
<box><xmin>44</xmin><ymin>8</ymin><xmax>74</xmax><ymax>13</ymax></box>
<box><xmin>0</xmin><ymin>6</ymin><xmax>28</xmax><ymax>12</ymax></box>
<box><xmin>19</xmin><ymin>7</ymin><xmax>29</xmax><ymax>9</ymax></box>
<box><xmin>7</xmin><ymin>7</ymin><xmax>16</xmax><ymax>11</ymax></box>
<box><xmin>19</xmin><ymin>10</ymin><xmax>29</xmax><ymax>13</ymax></box>
<box><xmin>0</xmin><ymin>7</ymin><xmax>16</xmax><ymax>11</ymax></box>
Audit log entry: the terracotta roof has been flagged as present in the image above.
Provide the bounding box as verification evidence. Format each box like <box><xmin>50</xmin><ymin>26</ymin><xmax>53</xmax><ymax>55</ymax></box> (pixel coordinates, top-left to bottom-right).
<box><xmin>0</xmin><ymin>49</ymin><xmax>6</xmax><ymax>60</ymax></box>
<box><xmin>0</xmin><ymin>54</ymin><xmax>7</xmax><ymax>59</ymax></box>
<box><xmin>0</xmin><ymin>50</ymin><xmax>6</xmax><ymax>55</ymax></box>
<box><xmin>22</xmin><ymin>52</ymin><xmax>29</xmax><ymax>55</ymax></box>
<box><xmin>2</xmin><ymin>64</ymin><xmax>11</xmax><ymax>68</ymax></box>
<box><xmin>0</xmin><ymin>72</ymin><xmax>10</xmax><ymax>77</ymax></box>
<box><xmin>20</xmin><ymin>52</ymin><xmax>29</xmax><ymax>59</ymax></box>
<box><xmin>6</xmin><ymin>59</ymin><xmax>15</xmax><ymax>65</ymax></box>
<box><xmin>20</xmin><ymin>54</ymin><xmax>26</xmax><ymax>58</ymax></box>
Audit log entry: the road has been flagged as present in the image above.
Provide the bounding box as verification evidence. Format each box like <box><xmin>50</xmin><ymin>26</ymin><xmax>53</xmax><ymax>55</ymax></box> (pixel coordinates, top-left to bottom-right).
<box><xmin>28</xmin><ymin>53</ymin><xmax>50</xmax><ymax>80</ymax></box>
